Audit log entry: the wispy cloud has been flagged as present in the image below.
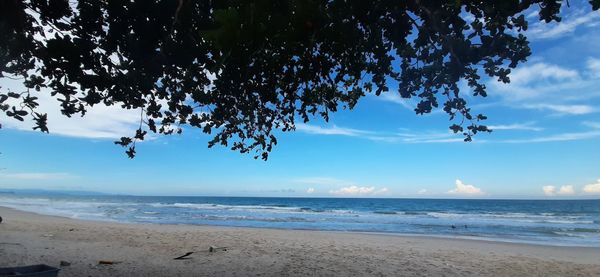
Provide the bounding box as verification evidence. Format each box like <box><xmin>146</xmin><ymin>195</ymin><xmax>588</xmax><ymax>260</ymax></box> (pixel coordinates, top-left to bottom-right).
<box><xmin>522</xmin><ymin>104</ymin><xmax>595</xmax><ymax>115</ymax></box>
<box><xmin>447</xmin><ymin>179</ymin><xmax>484</xmax><ymax>196</ymax></box>
<box><xmin>527</xmin><ymin>9</ymin><xmax>600</xmax><ymax>40</ymax></box>
<box><xmin>297</xmin><ymin>121</ymin><xmax>600</xmax><ymax>145</ymax></box>
<box><xmin>587</xmin><ymin>57</ymin><xmax>600</xmax><ymax>78</ymax></box>
<box><xmin>526</xmin><ymin>10</ymin><xmax>540</xmax><ymax>19</ymax></box>
<box><xmin>509</xmin><ymin>63</ymin><xmax>580</xmax><ymax>85</ymax></box>
<box><xmin>295</xmin><ymin>123</ymin><xmax>465</xmax><ymax>144</ymax></box>
<box><xmin>329</xmin><ymin>186</ymin><xmax>389</xmax><ymax>196</ymax></box>
<box><xmin>0</xmin><ymin>172</ymin><xmax>77</xmax><ymax>180</ymax></box>
<box><xmin>488</xmin><ymin>122</ymin><xmax>543</xmax><ymax>131</ymax></box>
<box><xmin>306</xmin><ymin>188</ymin><xmax>315</xmax><ymax>194</ymax></box>
<box><xmin>377</xmin><ymin>59</ymin><xmax>600</xmax><ymax>123</ymax></box>
<box><xmin>499</xmin><ymin>130</ymin><xmax>600</xmax><ymax>143</ymax></box>
<box><xmin>378</xmin><ymin>93</ymin><xmax>416</xmax><ymax>110</ymax></box>
<box><xmin>489</xmin><ymin>60</ymin><xmax>600</xmax><ymax>116</ymax></box>
<box><xmin>294</xmin><ymin>123</ymin><xmax>372</xmax><ymax>137</ymax></box>
<box><xmin>582</xmin><ymin>121</ymin><xmax>600</xmax><ymax>129</ymax></box>
<box><xmin>382</xmin><ymin>59</ymin><xmax>600</xmax><ymax>120</ymax></box>
<box><xmin>490</xmin><ymin>62</ymin><xmax>581</xmax><ymax>100</ymax></box>
<box><xmin>391</xmin><ymin>132</ymin><xmax>464</xmax><ymax>143</ymax></box>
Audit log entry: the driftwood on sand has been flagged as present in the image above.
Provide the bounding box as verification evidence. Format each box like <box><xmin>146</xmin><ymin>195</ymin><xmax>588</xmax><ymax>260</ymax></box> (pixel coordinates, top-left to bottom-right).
<box><xmin>173</xmin><ymin>252</ymin><xmax>194</xmax><ymax>260</ymax></box>
<box><xmin>209</xmin><ymin>246</ymin><xmax>228</xmax><ymax>252</ymax></box>
<box><xmin>98</xmin><ymin>260</ymin><xmax>121</xmax><ymax>265</ymax></box>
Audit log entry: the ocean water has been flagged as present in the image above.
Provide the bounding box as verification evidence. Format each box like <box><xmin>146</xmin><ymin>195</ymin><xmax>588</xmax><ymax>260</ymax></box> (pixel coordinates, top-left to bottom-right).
<box><xmin>1</xmin><ymin>194</ymin><xmax>599</xmax><ymax>246</ymax></box>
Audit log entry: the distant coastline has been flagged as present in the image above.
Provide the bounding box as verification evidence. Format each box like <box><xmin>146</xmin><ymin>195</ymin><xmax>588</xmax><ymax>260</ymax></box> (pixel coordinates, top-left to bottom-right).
<box><xmin>0</xmin><ymin>188</ymin><xmax>113</xmax><ymax>196</ymax></box>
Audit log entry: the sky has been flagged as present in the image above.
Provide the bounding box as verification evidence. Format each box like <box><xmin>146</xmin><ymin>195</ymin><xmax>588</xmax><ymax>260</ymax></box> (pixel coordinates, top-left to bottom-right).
<box><xmin>1</xmin><ymin>2</ymin><xmax>600</xmax><ymax>199</ymax></box>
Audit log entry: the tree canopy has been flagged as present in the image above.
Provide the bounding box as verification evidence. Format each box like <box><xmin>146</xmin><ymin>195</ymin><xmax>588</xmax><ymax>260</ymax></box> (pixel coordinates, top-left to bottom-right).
<box><xmin>1</xmin><ymin>0</ymin><xmax>598</xmax><ymax>159</ymax></box>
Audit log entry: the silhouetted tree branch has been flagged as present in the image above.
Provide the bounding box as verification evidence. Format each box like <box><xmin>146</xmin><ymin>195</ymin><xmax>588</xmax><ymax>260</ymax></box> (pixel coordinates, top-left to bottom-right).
<box><xmin>1</xmin><ymin>0</ymin><xmax>598</xmax><ymax>159</ymax></box>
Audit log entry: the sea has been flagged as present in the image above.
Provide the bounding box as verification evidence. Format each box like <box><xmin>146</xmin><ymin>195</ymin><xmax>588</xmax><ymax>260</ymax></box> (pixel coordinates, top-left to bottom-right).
<box><xmin>1</xmin><ymin>194</ymin><xmax>599</xmax><ymax>247</ymax></box>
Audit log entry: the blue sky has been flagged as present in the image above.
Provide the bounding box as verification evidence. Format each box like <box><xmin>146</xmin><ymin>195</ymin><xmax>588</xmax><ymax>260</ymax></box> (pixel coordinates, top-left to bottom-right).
<box><xmin>1</xmin><ymin>2</ymin><xmax>600</xmax><ymax>198</ymax></box>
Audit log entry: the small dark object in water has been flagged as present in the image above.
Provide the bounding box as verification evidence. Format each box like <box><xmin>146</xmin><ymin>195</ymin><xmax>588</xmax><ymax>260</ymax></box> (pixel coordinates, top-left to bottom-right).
<box><xmin>451</xmin><ymin>225</ymin><xmax>456</xmax><ymax>229</ymax></box>
<box><xmin>59</xmin><ymin>261</ymin><xmax>71</xmax><ymax>267</ymax></box>
<box><xmin>464</xmin><ymin>225</ymin><xmax>468</xmax><ymax>229</ymax></box>
<box><xmin>173</xmin><ymin>252</ymin><xmax>194</xmax><ymax>260</ymax></box>
<box><xmin>0</xmin><ymin>216</ymin><xmax>3</xmax><ymax>224</ymax></box>
<box><xmin>0</xmin><ymin>264</ymin><xmax>60</xmax><ymax>277</ymax></box>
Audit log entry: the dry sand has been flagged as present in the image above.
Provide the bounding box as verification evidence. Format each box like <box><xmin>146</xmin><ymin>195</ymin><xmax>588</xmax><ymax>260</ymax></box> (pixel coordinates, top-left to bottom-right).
<box><xmin>1</xmin><ymin>206</ymin><xmax>599</xmax><ymax>276</ymax></box>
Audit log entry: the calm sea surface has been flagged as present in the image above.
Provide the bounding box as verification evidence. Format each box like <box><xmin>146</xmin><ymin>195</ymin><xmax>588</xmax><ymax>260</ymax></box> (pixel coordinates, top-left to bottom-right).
<box><xmin>1</xmin><ymin>194</ymin><xmax>599</xmax><ymax>246</ymax></box>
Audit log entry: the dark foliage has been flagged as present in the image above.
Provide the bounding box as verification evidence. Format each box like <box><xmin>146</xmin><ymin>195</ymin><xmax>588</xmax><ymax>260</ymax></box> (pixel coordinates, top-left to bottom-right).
<box><xmin>1</xmin><ymin>0</ymin><xmax>598</xmax><ymax>159</ymax></box>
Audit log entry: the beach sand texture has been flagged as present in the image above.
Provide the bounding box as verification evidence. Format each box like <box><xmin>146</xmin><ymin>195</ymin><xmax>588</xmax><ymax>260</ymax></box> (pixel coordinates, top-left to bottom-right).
<box><xmin>1</xmin><ymin>207</ymin><xmax>599</xmax><ymax>276</ymax></box>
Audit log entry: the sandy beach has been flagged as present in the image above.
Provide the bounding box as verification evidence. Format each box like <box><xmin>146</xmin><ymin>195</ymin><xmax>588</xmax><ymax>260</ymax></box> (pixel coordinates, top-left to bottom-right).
<box><xmin>1</xmin><ymin>207</ymin><xmax>599</xmax><ymax>276</ymax></box>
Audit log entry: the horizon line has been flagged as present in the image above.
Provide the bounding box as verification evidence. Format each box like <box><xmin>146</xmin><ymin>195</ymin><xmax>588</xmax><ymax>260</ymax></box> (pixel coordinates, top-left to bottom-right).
<box><xmin>1</xmin><ymin>188</ymin><xmax>599</xmax><ymax>201</ymax></box>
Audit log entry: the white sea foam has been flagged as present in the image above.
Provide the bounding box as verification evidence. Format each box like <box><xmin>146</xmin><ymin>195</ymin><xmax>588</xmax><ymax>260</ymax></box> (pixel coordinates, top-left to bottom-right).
<box><xmin>0</xmin><ymin>196</ymin><xmax>131</xmax><ymax>220</ymax></box>
<box><xmin>149</xmin><ymin>202</ymin><xmax>358</xmax><ymax>215</ymax></box>
<box><xmin>2</xmin><ymin>195</ymin><xmax>599</xmax><ymax>247</ymax></box>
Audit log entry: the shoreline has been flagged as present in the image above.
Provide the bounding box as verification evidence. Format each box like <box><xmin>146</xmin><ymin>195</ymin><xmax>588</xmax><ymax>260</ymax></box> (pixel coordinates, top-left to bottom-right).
<box><xmin>2</xmin><ymin>205</ymin><xmax>598</xmax><ymax>248</ymax></box>
<box><xmin>1</xmin><ymin>206</ymin><xmax>600</xmax><ymax>276</ymax></box>
<box><xmin>2</xmin><ymin>204</ymin><xmax>600</xmax><ymax>249</ymax></box>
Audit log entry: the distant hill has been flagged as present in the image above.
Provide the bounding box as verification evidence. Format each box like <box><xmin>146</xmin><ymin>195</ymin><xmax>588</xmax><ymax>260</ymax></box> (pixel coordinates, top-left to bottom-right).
<box><xmin>0</xmin><ymin>189</ymin><xmax>112</xmax><ymax>196</ymax></box>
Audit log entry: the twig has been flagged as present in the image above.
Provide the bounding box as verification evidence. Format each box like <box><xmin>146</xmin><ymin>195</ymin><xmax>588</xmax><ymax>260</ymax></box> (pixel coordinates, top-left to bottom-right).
<box><xmin>174</xmin><ymin>251</ymin><xmax>194</xmax><ymax>260</ymax></box>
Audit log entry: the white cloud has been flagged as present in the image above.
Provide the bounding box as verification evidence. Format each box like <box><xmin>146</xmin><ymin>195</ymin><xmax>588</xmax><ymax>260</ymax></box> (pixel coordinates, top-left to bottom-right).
<box><xmin>295</xmin><ymin>123</ymin><xmax>465</xmax><ymax>144</ymax></box>
<box><xmin>544</xmin><ymin>185</ymin><xmax>575</xmax><ymax>196</ymax></box>
<box><xmin>488</xmin><ymin>122</ymin><xmax>543</xmax><ymax>131</ymax></box>
<box><xmin>528</xmin><ymin>10</ymin><xmax>600</xmax><ymax>40</ymax></box>
<box><xmin>558</xmin><ymin>185</ymin><xmax>575</xmax><ymax>195</ymax></box>
<box><xmin>587</xmin><ymin>58</ymin><xmax>600</xmax><ymax>78</ymax></box>
<box><xmin>393</xmin><ymin>132</ymin><xmax>464</xmax><ymax>143</ymax></box>
<box><xmin>297</xmin><ymin>178</ymin><xmax>389</xmax><ymax>196</ymax></box>
<box><xmin>378</xmin><ymin>93</ymin><xmax>416</xmax><ymax>110</ymax></box>
<box><xmin>526</xmin><ymin>10</ymin><xmax>539</xmax><ymax>19</ymax></box>
<box><xmin>1</xmin><ymin>79</ymin><xmax>140</xmax><ymax>139</ymax></box>
<box><xmin>500</xmin><ymin>130</ymin><xmax>600</xmax><ymax>143</ymax></box>
<box><xmin>582</xmin><ymin>121</ymin><xmax>600</xmax><ymax>129</ymax></box>
<box><xmin>491</xmin><ymin>63</ymin><xmax>581</xmax><ymax>100</ymax></box>
<box><xmin>295</xmin><ymin>123</ymin><xmax>371</xmax><ymax>137</ymax></box>
<box><xmin>522</xmin><ymin>104</ymin><xmax>595</xmax><ymax>115</ymax></box>
<box><xmin>583</xmin><ymin>179</ymin><xmax>600</xmax><ymax>194</ymax></box>
<box><xmin>377</xmin><ymin>187</ymin><xmax>389</xmax><ymax>194</ymax></box>
<box><xmin>509</xmin><ymin>63</ymin><xmax>579</xmax><ymax>85</ymax></box>
<box><xmin>543</xmin><ymin>185</ymin><xmax>556</xmax><ymax>196</ymax></box>
<box><xmin>447</xmin><ymin>179</ymin><xmax>484</xmax><ymax>196</ymax></box>
<box><xmin>417</xmin><ymin>189</ymin><xmax>428</xmax><ymax>195</ymax></box>
<box><xmin>364</xmin><ymin>132</ymin><xmax>464</xmax><ymax>144</ymax></box>
<box><xmin>0</xmin><ymin>172</ymin><xmax>76</xmax><ymax>180</ymax></box>
<box><xmin>329</xmin><ymin>186</ymin><xmax>389</xmax><ymax>196</ymax></box>
<box><xmin>488</xmin><ymin>61</ymin><xmax>600</xmax><ymax>116</ymax></box>
<box><xmin>415</xmin><ymin>138</ymin><xmax>465</xmax><ymax>143</ymax></box>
